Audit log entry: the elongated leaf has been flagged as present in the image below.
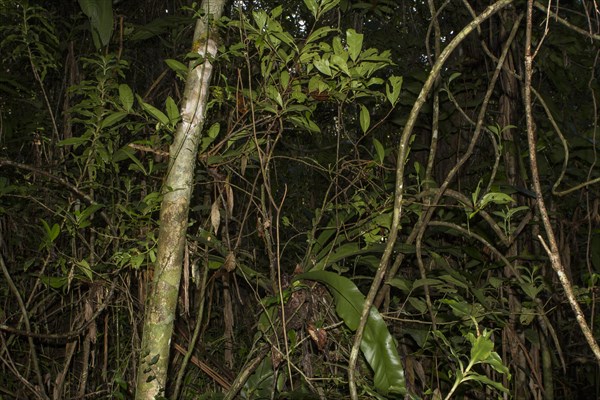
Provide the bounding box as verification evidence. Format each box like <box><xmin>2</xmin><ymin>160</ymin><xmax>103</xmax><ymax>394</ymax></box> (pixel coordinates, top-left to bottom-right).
<box><xmin>295</xmin><ymin>270</ymin><xmax>406</xmax><ymax>395</ymax></box>
<box><xmin>313</xmin><ymin>242</ymin><xmax>385</xmax><ymax>271</ymax></box>
<box><xmin>303</xmin><ymin>0</ymin><xmax>318</xmax><ymax>17</ymax></box>
<box><xmin>164</xmin><ymin>59</ymin><xmax>188</xmax><ymax>79</ymax></box>
<box><xmin>118</xmin><ymin>84</ymin><xmax>134</xmax><ymax>111</ymax></box>
<box><xmin>100</xmin><ymin>111</ymin><xmax>128</xmax><ymax>129</ymax></box>
<box><xmin>165</xmin><ymin>96</ymin><xmax>179</xmax><ymax>123</ymax></box>
<box><xmin>359</xmin><ymin>104</ymin><xmax>370</xmax><ymax>133</ymax></box>
<box><xmin>136</xmin><ymin>95</ymin><xmax>169</xmax><ymax>125</ymax></box>
<box><xmin>373</xmin><ymin>138</ymin><xmax>384</xmax><ymax>164</ymax></box>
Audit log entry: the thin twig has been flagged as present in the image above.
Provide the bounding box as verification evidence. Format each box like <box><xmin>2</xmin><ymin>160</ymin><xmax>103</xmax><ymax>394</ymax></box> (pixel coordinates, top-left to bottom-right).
<box><xmin>524</xmin><ymin>0</ymin><xmax>600</xmax><ymax>364</ymax></box>
<box><xmin>0</xmin><ymin>253</ymin><xmax>49</xmax><ymax>399</ymax></box>
<box><xmin>347</xmin><ymin>2</ymin><xmax>515</xmax><ymax>398</ymax></box>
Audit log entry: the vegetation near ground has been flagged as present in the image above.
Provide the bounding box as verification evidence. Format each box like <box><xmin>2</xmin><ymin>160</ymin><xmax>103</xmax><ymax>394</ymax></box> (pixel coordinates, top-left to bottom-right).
<box><xmin>1</xmin><ymin>0</ymin><xmax>600</xmax><ymax>399</ymax></box>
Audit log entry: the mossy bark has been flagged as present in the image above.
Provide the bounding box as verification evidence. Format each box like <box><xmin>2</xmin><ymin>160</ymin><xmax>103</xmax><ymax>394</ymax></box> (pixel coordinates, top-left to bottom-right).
<box><xmin>134</xmin><ymin>1</ymin><xmax>226</xmax><ymax>398</ymax></box>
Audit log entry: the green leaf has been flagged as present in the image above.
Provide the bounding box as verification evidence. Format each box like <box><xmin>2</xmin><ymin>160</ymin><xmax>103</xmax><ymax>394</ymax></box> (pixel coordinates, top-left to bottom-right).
<box><xmin>165</xmin><ymin>96</ymin><xmax>179</xmax><ymax>123</ymax></box>
<box><xmin>306</xmin><ymin>26</ymin><xmax>336</xmax><ymax>44</ymax></box>
<box><xmin>252</xmin><ymin>10</ymin><xmax>267</xmax><ymax>30</ymax></box>
<box><xmin>164</xmin><ymin>58</ymin><xmax>188</xmax><ymax>79</ymax></box>
<box><xmin>40</xmin><ymin>219</ymin><xmax>60</xmax><ymax>243</ymax></box>
<box><xmin>39</xmin><ymin>275</ymin><xmax>68</xmax><ymax>289</ymax></box>
<box><xmin>479</xmin><ymin>192</ymin><xmax>515</xmax><ymax>209</ymax></box>
<box><xmin>467</xmin><ymin>331</ymin><xmax>494</xmax><ymax>364</ymax></box>
<box><xmin>265</xmin><ymin>85</ymin><xmax>283</xmax><ymax>108</ymax></box>
<box><xmin>373</xmin><ymin>138</ymin><xmax>385</xmax><ymax>164</ymax></box>
<box><xmin>385</xmin><ymin>76</ymin><xmax>403</xmax><ymax>106</ymax></box>
<box><xmin>78</xmin><ymin>0</ymin><xmax>113</xmax><ymax>49</ymax></box>
<box><xmin>118</xmin><ymin>84</ymin><xmax>134</xmax><ymax>112</ymax></box>
<box><xmin>137</xmin><ymin>95</ymin><xmax>169</xmax><ymax>125</ymax></box>
<box><xmin>313</xmin><ymin>58</ymin><xmax>332</xmax><ymax>76</ymax></box>
<box><xmin>346</xmin><ymin>29</ymin><xmax>363</xmax><ymax>62</ymax></box>
<box><xmin>116</xmin><ymin>145</ymin><xmax>147</xmax><ymax>175</ymax></box>
<box><xmin>359</xmin><ymin>104</ymin><xmax>370</xmax><ymax>133</ymax></box>
<box><xmin>303</xmin><ymin>0</ymin><xmax>319</xmax><ymax>17</ymax></box>
<box><xmin>465</xmin><ymin>373</ymin><xmax>509</xmax><ymax>393</ymax></box>
<box><xmin>321</xmin><ymin>0</ymin><xmax>340</xmax><ymax>14</ymax></box>
<box><xmin>76</xmin><ymin>259</ymin><xmax>94</xmax><ymax>281</ymax></box>
<box><xmin>294</xmin><ymin>270</ymin><xmax>406</xmax><ymax>395</ymax></box>
<box><xmin>100</xmin><ymin>111</ymin><xmax>128</xmax><ymax>129</ymax></box>
<box><xmin>280</xmin><ymin>70</ymin><xmax>290</xmax><ymax>89</ymax></box>
<box><xmin>448</xmin><ymin>72</ymin><xmax>462</xmax><ymax>84</ymax></box>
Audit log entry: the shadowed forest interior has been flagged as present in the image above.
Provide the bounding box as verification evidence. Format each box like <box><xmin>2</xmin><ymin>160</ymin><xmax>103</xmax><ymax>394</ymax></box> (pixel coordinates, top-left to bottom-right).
<box><xmin>1</xmin><ymin>0</ymin><xmax>600</xmax><ymax>399</ymax></box>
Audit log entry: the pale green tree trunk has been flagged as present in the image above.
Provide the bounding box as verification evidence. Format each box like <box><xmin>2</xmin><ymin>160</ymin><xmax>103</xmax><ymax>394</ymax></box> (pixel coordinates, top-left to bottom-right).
<box><xmin>135</xmin><ymin>1</ymin><xmax>226</xmax><ymax>398</ymax></box>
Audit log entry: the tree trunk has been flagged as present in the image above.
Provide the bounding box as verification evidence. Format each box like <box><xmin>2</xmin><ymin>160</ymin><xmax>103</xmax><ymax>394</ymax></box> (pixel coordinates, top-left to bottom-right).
<box><xmin>134</xmin><ymin>1</ymin><xmax>226</xmax><ymax>398</ymax></box>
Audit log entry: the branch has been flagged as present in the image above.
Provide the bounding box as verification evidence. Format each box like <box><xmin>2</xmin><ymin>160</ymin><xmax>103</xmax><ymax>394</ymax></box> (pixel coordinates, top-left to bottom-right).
<box><xmin>0</xmin><ymin>158</ymin><xmax>114</xmax><ymax>229</ymax></box>
<box><xmin>347</xmin><ymin>1</ymin><xmax>516</xmax><ymax>398</ymax></box>
<box><xmin>524</xmin><ymin>0</ymin><xmax>600</xmax><ymax>363</ymax></box>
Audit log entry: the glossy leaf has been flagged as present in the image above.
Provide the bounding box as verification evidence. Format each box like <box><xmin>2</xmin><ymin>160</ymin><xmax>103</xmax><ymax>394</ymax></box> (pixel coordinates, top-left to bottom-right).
<box><xmin>295</xmin><ymin>270</ymin><xmax>406</xmax><ymax>395</ymax></box>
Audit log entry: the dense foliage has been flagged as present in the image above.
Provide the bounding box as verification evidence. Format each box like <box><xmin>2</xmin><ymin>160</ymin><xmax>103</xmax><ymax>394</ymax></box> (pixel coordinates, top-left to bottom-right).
<box><xmin>0</xmin><ymin>0</ymin><xmax>599</xmax><ymax>399</ymax></box>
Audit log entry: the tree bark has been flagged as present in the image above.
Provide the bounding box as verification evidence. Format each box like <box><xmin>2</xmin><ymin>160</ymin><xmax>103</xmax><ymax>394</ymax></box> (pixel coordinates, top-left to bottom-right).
<box><xmin>135</xmin><ymin>1</ymin><xmax>226</xmax><ymax>398</ymax></box>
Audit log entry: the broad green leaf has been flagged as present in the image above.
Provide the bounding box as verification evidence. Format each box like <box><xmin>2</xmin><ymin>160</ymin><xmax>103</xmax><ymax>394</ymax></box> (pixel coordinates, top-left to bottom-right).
<box><xmin>386</xmin><ymin>277</ymin><xmax>411</xmax><ymax>292</ymax></box>
<box><xmin>321</xmin><ymin>0</ymin><xmax>340</xmax><ymax>14</ymax></box>
<box><xmin>136</xmin><ymin>95</ymin><xmax>169</xmax><ymax>125</ymax></box>
<box><xmin>303</xmin><ymin>0</ymin><xmax>319</xmax><ymax>17</ymax></box>
<box><xmin>467</xmin><ymin>331</ymin><xmax>494</xmax><ymax>364</ymax></box>
<box><xmin>280</xmin><ymin>69</ymin><xmax>290</xmax><ymax>89</ymax></box>
<box><xmin>40</xmin><ymin>275</ymin><xmax>68</xmax><ymax>289</ymax></box>
<box><xmin>164</xmin><ymin>59</ymin><xmax>188</xmax><ymax>79</ymax></box>
<box><xmin>265</xmin><ymin>85</ymin><xmax>283</xmax><ymax>108</ymax></box>
<box><xmin>485</xmin><ymin>351</ymin><xmax>511</xmax><ymax>375</ymax></box>
<box><xmin>331</xmin><ymin>54</ymin><xmax>350</xmax><ymax>76</ymax></box>
<box><xmin>373</xmin><ymin>138</ymin><xmax>385</xmax><ymax>164</ymax></box>
<box><xmin>479</xmin><ymin>192</ymin><xmax>515</xmax><ymax>209</ymax></box>
<box><xmin>76</xmin><ymin>259</ymin><xmax>93</xmax><ymax>281</ymax></box>
<box><xmin>118</xmin><ymin>84</ymin><xmax>134</xmax><ymax>112</ymax></box>
<box><xmin>79</xmin><ymin>204</ymin><xmax>104</xmax><ymax>223</ymax></box>
<box><xmin>313</xmin><ymin>242</ymin><xmax>385</xmax><ymax>271</ymax></box>
<box><xmin>313</xmin><ymin>58</ymin><xmax>332</xmax><ymax>76</ymax></box>
<box><xmin>346</xmin><ymin>29</ymin><xmax>363</xmax><ymax>62</ymax></box>
<box><xmin>207</xmin><ymin>122</ymin><xmax>220</xmax><ymax>139</ymax></box>
<box><xmin>386</xmin><ymin>76</ymin><xmax>403</xmax><ymax>106</ymax></box>
<box><xmin>271</xmin><ymin>5</ymin><xmax>283</xmax><ymax>18</ymax></box>
<box><xmin>165</xmin><ymin>96</ymin><xmax>179</xmax><ymax>123</ymax></box>
<box><xmin>408</xmin><ymin>297</ymin><xmax>428</xmax><ymax>314</ymax></box>
<box><xmin>131</xmin><ymin>253</ymin><xmax>145</xmax><ymax>269</ymax></box>
<box><xmin>40</xmin><ymin>219</ymin><xmax>60</xmax><ymax>243</ymax></box>
<box><xmin>306</xmin><ymin>26</ymin><xmax>336</xmax><ymax>44</ymax></box>
<box><xmin>295</xmin><ymin>270</ymin><xmax>406</xmax><ymax>395</ymax></box>
<box><xmin>252</xmin><ymin>10</ymin><xmax>267</xmax><ymax>30</ymax></box>
<box><xmin>78</xmin><ymin>0</ymin><xmax>113</xmax><ymax>49</ymax></box>
<box><xmin>359</xmin><ymin>104</ymin><xmax>370</xmax><ymax>133</ymax></box>
<box><xmin>100</xmin><ymin>111</ymin><xmax>128</xmax><ymax>129</ymax></box>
